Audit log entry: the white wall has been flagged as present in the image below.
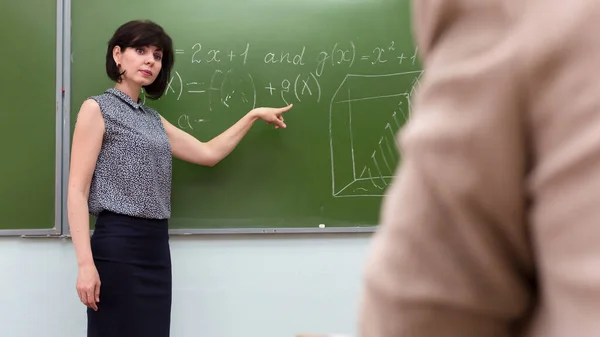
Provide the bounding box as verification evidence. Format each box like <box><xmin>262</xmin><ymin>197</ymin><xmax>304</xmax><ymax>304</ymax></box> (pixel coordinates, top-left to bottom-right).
<box><xmin>0</xmin><ymin>233</ymin><xmax>372</xmax><ymax>337</ymax></box>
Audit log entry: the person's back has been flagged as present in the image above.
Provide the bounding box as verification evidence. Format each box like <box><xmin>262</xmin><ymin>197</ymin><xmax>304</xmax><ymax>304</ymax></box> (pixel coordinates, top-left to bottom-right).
<box><xmin>359</xmin><ymin>1</ymin><xmax>600</xmax><ymax>336</ymax></box>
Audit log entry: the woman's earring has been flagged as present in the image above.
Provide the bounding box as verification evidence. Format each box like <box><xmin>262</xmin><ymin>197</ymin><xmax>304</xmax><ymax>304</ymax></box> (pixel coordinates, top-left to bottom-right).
<box><xmin>117</xmin><ymin>63</ymin><xmax>121</xmax><ymax>68</ymax></box>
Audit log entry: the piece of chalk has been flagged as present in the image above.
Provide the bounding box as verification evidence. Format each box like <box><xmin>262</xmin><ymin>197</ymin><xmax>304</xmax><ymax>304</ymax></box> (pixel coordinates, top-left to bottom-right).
<box><xmin>319</xmin><ymin>224</ymin><xmax>325</xmax><ymax>228</ymax></box>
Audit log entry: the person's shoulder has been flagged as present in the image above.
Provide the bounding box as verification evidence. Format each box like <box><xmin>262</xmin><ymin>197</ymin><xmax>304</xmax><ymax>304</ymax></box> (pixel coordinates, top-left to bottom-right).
<box><xmin>78</xmin><ymin>89</ymin><xmax>110</xmax><ymax>111</ymax></box>
<box><xmin>77</xmin><ymin>90</ymin><xmax>113</xmax><ymax>120</ymax></box>
<box><xmin>87</xmin><ymin>89</ymin><xmax>112</xmax><ymax>103</ymax></box>
<box><xmin>80</xmin><ymin>98</ymin><xmax>101</xmax><ymax>110</ymax></box>
<box><xmin>75</xmin><ymin>98</ymin><xmax>102</xmax><ymax>126</ymax></box>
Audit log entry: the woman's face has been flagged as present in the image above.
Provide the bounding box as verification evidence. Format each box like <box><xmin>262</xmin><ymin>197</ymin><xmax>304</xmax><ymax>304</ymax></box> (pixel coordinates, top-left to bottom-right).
<box><xmin>114</xmin><ymin>45</ymin><xmax>163</xmax><ymax>87</ymax></box>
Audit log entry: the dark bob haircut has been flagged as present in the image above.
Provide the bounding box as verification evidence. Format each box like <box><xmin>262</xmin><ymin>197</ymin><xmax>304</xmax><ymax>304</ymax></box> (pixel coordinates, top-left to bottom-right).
<box><xmin>106</xmin><ymin>20</ymin><xmax>174</xmax><ymax>100</ymax></box>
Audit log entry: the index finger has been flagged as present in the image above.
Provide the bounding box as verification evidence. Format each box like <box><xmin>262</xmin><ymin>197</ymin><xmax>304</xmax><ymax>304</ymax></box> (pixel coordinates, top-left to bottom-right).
<box><xmin>279</xmin><ymin>104</ymin><xmax>293</xmax><ymax>113</ymax></box>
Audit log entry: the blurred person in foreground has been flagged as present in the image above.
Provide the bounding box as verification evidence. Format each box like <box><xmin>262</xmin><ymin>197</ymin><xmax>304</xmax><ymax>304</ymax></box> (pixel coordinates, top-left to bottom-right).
<box><xmin>359</xmin><ymin>1</ymin><xmax>600</xmax><ymax>336</ymax></box>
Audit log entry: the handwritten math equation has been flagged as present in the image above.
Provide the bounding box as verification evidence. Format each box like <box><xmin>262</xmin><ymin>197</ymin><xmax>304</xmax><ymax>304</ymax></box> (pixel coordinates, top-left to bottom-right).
<box><xmin>178</xmin><ymin>40</ymin><xmax>418</xmax><ymax>69</ymax></box>
<box><xmin>164</xmin><ymin>40</ymin><xmax>419</xmax><ymax>130</ymax></box>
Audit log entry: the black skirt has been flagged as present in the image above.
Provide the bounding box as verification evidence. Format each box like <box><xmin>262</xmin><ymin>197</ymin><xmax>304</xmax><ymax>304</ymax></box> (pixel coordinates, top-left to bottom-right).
<box><xmin>87</xmin><ymin>210</ymin><xmax>172</xmax><ymax>337</ymax></box>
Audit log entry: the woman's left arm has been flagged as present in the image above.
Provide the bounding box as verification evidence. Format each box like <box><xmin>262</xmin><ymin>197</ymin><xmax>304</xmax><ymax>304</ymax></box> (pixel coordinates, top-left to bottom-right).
<box><xmin>160</xmin><ymin>104</ymin><xmax>292</xmax><ymax>167</ymax></box>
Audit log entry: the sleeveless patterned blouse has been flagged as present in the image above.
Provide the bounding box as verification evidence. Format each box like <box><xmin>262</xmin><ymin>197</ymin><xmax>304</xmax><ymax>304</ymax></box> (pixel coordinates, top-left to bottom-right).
<box><xmin>87</xmin><ymin>88</ymin><xmax>172</xmax><ymax>219</ymax></box>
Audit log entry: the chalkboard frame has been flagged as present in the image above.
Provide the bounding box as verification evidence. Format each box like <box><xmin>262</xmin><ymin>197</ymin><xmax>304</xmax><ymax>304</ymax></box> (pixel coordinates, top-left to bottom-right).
<box><xmin>0</xmin><ymin>0</ymin><xmax>64</xmax><ymax>237</ymax></box>
<box><xmin>166</xmin><ymin>226</ymin><xmax>377</xmax><ymax>235</ymax></box>
<box><xmin>60</xmin><ymin>0</ymin><xmax>72</xmax><ymax>238</ymax></box>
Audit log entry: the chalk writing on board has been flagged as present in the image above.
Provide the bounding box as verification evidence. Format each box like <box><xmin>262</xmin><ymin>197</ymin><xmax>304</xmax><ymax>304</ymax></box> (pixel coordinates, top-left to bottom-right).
<box><xmin>189</xmin><ymin>43</ymin><xmax>250</xmax><ymax>65</ymax></box>
<box><xmin>176</xmin><ymin>41</ymin><xmax>417</xmax><ymax>75</ymax></box>
<box><xmin>221</xmin><ymin>69</ymin><xmax>257</xmax><ymax>109</ymax></box>
<box><xmin>329</xmin><ymin>71</ymin><xmax>423</xmax><ymax>198</ymax></box>
<box><xmin>264</xmin><ymin>72</ymin><xmax>322</xmax><ymax>106</ymax></box>
<box><xmin>165</xmin><ymin>67</ymin><xmax>324</xmax><ymax>109</ymax></box>
<box><xmin>264</xmin><ymin>46</ymin><xmax>306</xmax><ymax>65</ymax></box>
<box><xmin>165</xmin><ymin>68</ymin><xmax>257</xmax><ymax>111</ymax></box>
<box><xmin>165</xmin><ymin>41</ymin><xmax>417</xmax><ymax>104</ymax></box>
<box><xmin>177</xmin><ymin>114</ymin><xmax>208</xmax><ymax>130</ymax></box>
<box><xmin>163</xmin><ymin>41</ymin><xmax>422</xmax><ymax>154</ymax></box>
<box><xmin>165</xmin><ymin>71</ymin><xmax>184</xmax><ymax>101</ymax></box>
<box><xmin>177</xmin><ymin>114</ymin><xmax>193</xmax><ymax>129</ymax></box>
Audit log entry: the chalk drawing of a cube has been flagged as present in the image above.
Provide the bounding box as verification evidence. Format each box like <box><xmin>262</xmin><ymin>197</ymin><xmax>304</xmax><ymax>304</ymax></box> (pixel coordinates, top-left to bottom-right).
<box><xmin>329</xmin><ymin>71</ymin><xmax>422</xmax><ymax>197</ymax></box>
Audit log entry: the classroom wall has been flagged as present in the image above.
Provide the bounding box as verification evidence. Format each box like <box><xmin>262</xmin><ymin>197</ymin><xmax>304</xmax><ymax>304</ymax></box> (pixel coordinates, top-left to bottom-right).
<box><xmin>0</xmin><ymin>233</ymin><xmax>372</xmax><ymax>337</ymax></box>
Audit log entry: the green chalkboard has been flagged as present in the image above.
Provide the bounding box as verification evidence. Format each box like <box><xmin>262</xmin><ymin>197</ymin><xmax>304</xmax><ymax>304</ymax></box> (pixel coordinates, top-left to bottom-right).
<box><xmin>0</xmin><ymin>1</ymin><xmax>57</xmax><ymax>231</ymax></box>
<box><xmin>70</xmin><ymin>0</ymin><xmax>422</xmax><ymax>231</ymax></box>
